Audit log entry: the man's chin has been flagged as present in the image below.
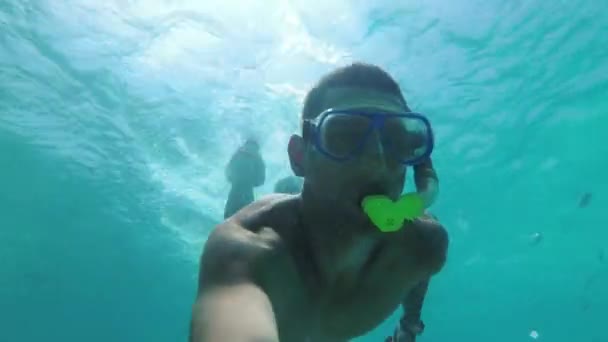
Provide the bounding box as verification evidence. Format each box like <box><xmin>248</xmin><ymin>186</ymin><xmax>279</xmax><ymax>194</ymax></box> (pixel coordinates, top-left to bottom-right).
<box><xmin>343</xmin><ymin>200</ymin><xmax>377</xmax><ymax>228</ymax></box>
<box><xmin>306</xmin><ymin>192</ymin><xmax>377</xmax><ymax>228</ymax></box>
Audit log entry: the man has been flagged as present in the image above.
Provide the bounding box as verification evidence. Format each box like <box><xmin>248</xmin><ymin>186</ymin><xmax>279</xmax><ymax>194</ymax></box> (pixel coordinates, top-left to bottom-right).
<box><xmin>223</xmin><ymin>139</ymin><xmax>438</xmax><ymax>341</ymax></box>
<box><xmin>191</xmin><ymin>62</ymin><xmax>448</xmax><ymax>342</ymax></box>
<box><xmin>223</xmin><ymin>138</ymin><xmax>302</xmax><ymax>219</ymax></box>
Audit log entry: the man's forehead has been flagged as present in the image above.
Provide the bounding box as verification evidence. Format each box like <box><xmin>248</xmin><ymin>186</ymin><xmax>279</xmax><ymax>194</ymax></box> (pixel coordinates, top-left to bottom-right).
<box><xmin>321</xmin><ymin>86</ymin><xmax>406</xmax><ymax>113</ymax></box>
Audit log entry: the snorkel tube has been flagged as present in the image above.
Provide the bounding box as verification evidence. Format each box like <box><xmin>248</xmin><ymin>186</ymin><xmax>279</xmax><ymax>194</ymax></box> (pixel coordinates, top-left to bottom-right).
<box><xmin>362</xmin><ymin>163</ymin><xmax>439</xmax><ymax>232</ymax></box>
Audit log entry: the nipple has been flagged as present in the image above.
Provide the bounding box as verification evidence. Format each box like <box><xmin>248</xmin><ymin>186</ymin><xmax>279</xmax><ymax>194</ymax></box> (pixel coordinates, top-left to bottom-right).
<box><xmin>361</xmin><ymin>193</ymin><xmax>425</xmax><ymax>232</ymax></box>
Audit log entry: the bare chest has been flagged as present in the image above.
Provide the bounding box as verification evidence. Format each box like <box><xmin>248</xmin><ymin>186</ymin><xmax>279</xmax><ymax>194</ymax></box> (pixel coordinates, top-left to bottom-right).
<box><xmin>272</xmin><ymin>236</ymin><xmax>427</xmax><ymax>342</ymax></box>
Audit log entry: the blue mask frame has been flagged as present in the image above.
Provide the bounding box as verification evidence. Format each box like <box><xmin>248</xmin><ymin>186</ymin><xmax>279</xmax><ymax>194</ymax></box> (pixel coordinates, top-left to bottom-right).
<box><xmin>303</xmin><ymin>108</ymin><xmax>434</xmax><ymax>165</ymax></box>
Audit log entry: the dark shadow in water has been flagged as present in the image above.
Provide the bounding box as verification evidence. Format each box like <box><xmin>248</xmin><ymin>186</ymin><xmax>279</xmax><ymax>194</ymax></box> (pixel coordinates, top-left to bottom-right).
<box><xmin>578</xmin><ymin>192</ymin><xmax>592</xmax><ymax>208</ymax></box>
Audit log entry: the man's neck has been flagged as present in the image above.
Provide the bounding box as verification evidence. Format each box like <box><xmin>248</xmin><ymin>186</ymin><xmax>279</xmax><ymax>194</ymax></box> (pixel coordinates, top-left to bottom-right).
<box><xmin>298</xmin><ymin>188</ymin><xmax>381</xmax><ymax>286</ymax></box>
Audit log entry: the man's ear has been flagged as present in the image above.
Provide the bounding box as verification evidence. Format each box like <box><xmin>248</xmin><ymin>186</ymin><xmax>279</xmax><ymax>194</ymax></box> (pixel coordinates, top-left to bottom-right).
<box><xmin>288</xmin><ymin>134</ymin><xmax>306</xmax><ymax>177</ymax></box>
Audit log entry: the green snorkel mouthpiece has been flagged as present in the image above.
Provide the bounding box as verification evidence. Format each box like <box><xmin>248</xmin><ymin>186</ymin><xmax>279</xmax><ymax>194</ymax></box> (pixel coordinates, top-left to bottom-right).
<box><xmin>361</xmin><ymin>193</ymin><xmax>425</xmax><ymax>232</ymax></box>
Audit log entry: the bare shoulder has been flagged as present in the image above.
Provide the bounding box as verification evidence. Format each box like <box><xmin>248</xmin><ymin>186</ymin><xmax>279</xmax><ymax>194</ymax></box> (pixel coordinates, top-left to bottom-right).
<box><xmin>198</xmin><ymin>195</ymin><xmax>295</xmax><ymax>289</ymax></box>
<box><xmin>406</xmin><ymin>215</ymin><xmax>449</xmax><ymax>275</ymax></box>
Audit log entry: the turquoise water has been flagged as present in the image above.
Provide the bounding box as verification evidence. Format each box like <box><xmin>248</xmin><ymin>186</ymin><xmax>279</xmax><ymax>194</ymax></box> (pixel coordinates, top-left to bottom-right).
<box><xmin>1</xmin><ymin>1</ymin><xmax>607</xmax><ymax>341</ymax></box>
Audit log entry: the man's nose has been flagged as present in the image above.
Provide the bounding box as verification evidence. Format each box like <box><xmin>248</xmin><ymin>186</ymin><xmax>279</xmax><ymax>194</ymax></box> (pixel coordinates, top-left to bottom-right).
<box><xmin>360</xmin><ymin>130</ymin><xmax>388</xmax><ymax>171</ymax></box>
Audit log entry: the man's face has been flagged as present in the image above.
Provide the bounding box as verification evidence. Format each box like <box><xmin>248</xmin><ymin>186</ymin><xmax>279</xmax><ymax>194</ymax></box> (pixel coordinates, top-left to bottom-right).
<box><xmin>302</xmin><ymin>87</ymin><xmax>408</xmax><ymax>212</ymax></box>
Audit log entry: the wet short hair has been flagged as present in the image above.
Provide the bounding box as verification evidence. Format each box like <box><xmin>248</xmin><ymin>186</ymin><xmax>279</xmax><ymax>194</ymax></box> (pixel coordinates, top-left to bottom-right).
<box><xmin>301</xmin><ymin>62</ymin><xmax>408</xmax><ymax>123</ymax></box>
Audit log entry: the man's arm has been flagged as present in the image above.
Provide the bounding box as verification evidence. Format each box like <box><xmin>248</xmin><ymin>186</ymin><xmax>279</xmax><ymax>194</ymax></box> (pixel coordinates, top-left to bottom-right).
<box><xmin>385</xmin><ymin>279</ymin><xmax>429</xmax><ymax>342</ymax></box>
<box><xmin>402</xmin><ymin>279</ymin><xmax>429</xmax><ymax>331</ymax></box>
<box><xmin>190</xmin><ymin>283</ymin><xmax>279</xmax><ymax>342</ymax></box>
<box><xmin>388</xmin><ymin>219</ymin><xmax>447</xmax><ymax>342</ymax></box>
<box><xmin>190</xmin><ymin>226</ymin><xmax>279</xmax><ymax>342</ymax></box>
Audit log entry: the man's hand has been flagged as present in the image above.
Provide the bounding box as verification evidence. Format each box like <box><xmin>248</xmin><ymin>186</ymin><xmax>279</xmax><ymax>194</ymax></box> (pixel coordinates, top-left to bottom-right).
<box><xmin>385</xmin><ymin>276</ymin><xmax>431</xmax><ymax>342</ymax></box>
<box><xmin>226</xmin><ymin>139</ymin><xmax>265</xmax><ymax>187</ymax></box>
<box><xmin>385</xmin><ymin>328</ymin><xmax>415</xmax><ymax>342</ymax></box>
<box><xmin>385</xmin><ymin>317</ymin><xmax>424</xmax><ymax>342</ymax></box>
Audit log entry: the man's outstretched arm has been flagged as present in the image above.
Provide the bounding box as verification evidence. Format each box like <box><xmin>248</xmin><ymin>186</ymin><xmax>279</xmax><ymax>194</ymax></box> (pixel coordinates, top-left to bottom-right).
<box><xmin>190</xmin><ymin>226</ymin><xmax>279</xmax><ymax>342</ymax></box>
